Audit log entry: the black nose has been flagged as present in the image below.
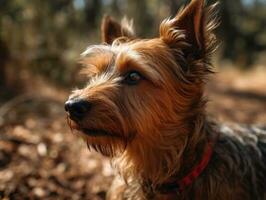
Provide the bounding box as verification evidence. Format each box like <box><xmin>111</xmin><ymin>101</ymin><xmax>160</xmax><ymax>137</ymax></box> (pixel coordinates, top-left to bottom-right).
<box><xmin>65</xmin><ymin>99</ymin><xmax>91</xmax><ymax>121</ymax></box>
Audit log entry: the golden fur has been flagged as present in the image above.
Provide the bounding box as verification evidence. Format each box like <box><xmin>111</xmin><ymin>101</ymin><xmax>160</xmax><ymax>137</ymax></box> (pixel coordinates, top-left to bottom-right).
<box><xmin>66</xmin><ymin>0</ymin><xmax>266</xmax><ymax>199</ymax></box>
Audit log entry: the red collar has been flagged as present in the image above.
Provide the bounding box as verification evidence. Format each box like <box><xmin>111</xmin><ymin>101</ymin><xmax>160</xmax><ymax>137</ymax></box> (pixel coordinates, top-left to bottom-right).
<box><xmin>178</xmin><ymin>139</ymin><xmax>215</xmax><ymax>192</ymax></box>
<box><xmin>154</xmin><ymin>139</ymin><xmax>216</xmax><ymax>194</ymax></box>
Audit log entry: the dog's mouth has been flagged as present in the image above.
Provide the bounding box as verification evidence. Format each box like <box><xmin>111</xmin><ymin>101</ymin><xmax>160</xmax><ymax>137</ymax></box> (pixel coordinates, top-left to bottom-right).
<box><xmin>67</xmin><ymin>116</ymin><xmax>121</xmax><ymax>138</ymax></box>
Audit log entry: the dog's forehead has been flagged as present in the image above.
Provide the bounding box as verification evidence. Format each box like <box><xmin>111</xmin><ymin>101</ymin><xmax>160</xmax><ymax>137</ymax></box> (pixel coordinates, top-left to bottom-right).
<box><xmin>81</xmin><ymin>44</ymin><xmax>135</xmax><ymax>57</ymax></box>
<box><xmin>80</xmin><ymin>40</ymin><xmax>170</xmax><ymax>83</ymax></box>
<box><xmin>81</xmin><ymin>43</ymin><xmax>143</xmax><ymax>72</ymax></box>
<box><xmin>82</xmin><ymin>39</ymin><xmax>166</xmax><ymax>64</ymax></box>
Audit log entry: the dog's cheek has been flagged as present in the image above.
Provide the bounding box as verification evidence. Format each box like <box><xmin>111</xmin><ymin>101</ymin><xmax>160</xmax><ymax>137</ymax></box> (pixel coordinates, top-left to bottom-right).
<box><xmin>122</xmin><ymin>88</ymin><xmax>171</xmax><ymax>135</ymax></box>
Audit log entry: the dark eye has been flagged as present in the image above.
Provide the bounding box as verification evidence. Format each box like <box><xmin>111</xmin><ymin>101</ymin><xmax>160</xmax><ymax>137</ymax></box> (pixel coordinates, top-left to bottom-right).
<box><xmin>124</xmin><ymin>71</ymin><xmax>142</xmax><ymax>85</ymax></box>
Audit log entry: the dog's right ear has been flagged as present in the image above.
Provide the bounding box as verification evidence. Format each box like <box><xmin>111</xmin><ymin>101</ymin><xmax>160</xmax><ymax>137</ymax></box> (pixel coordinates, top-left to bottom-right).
<box><xmin>159</xmin><ymin>0</ymin><xmax>218</xmax><ymax>60</ymax></box>
<box><xmin>101</xmin><ymin>15</ymin><xmax>135</xmax><ymax>44</ymax></box>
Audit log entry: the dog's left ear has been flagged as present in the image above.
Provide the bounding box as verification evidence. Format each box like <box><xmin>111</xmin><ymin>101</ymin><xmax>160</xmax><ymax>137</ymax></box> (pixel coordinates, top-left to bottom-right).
<box><xmin>101</xmin><ymin>15</ymin><xmax>135</xmax><ymax>44</ymax></box>
<box><xmin>160</xmin><ymin>0</ymin><xmax>217</xmax><ymax>59</ymax></box>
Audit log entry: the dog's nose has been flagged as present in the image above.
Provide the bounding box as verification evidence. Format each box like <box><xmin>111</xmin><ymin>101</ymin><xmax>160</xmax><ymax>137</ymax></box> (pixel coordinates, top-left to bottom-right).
<box><xmin>65</xmin><ymin>99</ymin><xmax>91</xmax><ymax>121</ymax></box>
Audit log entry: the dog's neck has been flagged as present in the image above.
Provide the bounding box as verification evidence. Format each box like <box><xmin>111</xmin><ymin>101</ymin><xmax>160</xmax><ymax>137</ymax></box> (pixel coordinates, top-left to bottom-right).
<box><xmin>116</xmin><ymin>113</ymin><xmax>212</xmax><ymax>189</ymax></box>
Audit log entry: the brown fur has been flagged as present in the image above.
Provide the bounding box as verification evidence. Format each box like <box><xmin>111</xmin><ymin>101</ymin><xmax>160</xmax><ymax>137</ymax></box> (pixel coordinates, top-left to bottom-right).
<box><xmin>66</xmin><ymin>0</ymin><xmax>266</xmax><ymax>199</ymax></box>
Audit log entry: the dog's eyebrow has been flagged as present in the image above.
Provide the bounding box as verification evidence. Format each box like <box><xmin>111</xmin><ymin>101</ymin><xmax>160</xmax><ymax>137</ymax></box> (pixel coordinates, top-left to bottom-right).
<box><xmin>115</xmin><ymin>50</ymin><xmax>162</xmax><ymax>84</ymax></box>
<box><xmin>81</xmin><ymin>45</ymin><xmax>113</xmax><ymax>57</ymax></box>
<box><xmin>80</xmin><ymin>51</ymin><xmax>115</xmax><ymax>76</ymax></box>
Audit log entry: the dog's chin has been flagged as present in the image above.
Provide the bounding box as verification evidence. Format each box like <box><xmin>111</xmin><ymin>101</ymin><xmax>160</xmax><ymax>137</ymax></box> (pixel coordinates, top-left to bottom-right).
<box><xmin>80</xmin><ymin>128</ymin><xmax>127</xmax><ymax>157</ymax></box>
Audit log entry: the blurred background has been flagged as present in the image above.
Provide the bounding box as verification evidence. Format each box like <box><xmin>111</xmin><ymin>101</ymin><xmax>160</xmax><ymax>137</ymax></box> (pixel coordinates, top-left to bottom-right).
<box><xmin>0</xmin><ymin>0</ymin><xmax>265</xmax><ymax>199</ymax></box>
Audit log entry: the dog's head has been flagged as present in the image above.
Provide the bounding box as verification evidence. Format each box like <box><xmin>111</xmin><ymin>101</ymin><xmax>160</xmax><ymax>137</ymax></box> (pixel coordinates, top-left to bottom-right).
<box><xmin>65</xmin><ymin>0</ymin><xmax>218</xmax><ymax>158</ymax></box>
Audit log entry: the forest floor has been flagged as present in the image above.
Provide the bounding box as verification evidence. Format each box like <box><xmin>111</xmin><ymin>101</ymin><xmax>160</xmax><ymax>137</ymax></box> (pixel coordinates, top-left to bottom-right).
<box><xmin>0</xmin><ymin>66</ymin><xmax>266</xmax><ymax>200</ymax></box>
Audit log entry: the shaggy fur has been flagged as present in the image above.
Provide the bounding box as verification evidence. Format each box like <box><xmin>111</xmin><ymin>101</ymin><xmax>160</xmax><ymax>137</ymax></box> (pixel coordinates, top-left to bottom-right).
<box><xmin>66</xmin><ymin>0</ymin><xmax>266</xmax><ymax>199</ymax></box>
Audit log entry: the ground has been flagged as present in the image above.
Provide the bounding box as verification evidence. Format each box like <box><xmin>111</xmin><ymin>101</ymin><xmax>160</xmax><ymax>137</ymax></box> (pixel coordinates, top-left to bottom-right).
<box><xmin>0</xmin><ymin>67</ymin><xmax>265</xmax><ymax>200</ymax></box>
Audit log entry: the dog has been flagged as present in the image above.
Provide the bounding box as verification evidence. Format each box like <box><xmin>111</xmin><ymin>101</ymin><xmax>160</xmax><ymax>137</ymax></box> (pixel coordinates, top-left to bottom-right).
<box><xmin>65</xmin><ymin>0</ymin><xmax>266</xmax><ymax>199</ymax></box>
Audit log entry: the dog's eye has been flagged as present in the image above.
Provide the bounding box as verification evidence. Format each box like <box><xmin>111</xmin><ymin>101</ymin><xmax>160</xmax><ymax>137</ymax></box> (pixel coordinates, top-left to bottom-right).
<box><xmin>124</xmin><ymin>71</ymin><xmax>142</xmax><ymax>85</ymax></box>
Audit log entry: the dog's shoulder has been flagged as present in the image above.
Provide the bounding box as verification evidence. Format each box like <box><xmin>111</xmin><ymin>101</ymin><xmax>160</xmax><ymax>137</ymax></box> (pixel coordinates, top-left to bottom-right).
<box><xmin>218</xmin><ymin>123</ymin><xmax>266</xmax><ymax>148</ymax></box>
<box><xmin>216</xmin><ymin>123</ymin><xmax>266</xmax><ymax>161</ymax></box>
<box><xmin>207</xmin><ymin>123</ymin><xmax>266</xmax><ymax>199</ymax></box>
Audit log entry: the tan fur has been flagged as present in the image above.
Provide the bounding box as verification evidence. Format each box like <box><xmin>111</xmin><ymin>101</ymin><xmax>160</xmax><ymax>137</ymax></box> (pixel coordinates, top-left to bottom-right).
<box><xmin>66</xmin><ymin>0</ymin><xmax>266</xmax><ymax>199</ymax></box>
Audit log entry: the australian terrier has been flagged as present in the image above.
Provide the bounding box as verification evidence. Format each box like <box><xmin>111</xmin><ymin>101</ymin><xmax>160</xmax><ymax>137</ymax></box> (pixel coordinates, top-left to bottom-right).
<box><xmin>65</xmin><ymin>0</ymin><xmax>266</xmax><ymax>199</ymax></box>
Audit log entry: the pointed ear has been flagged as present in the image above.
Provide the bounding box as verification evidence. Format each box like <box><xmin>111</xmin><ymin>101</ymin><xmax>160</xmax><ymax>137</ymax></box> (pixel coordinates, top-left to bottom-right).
<box><xmin>101</xmin><ymin>15</ymin><xmax>135</xmax><ymax>44</ymax></box>
<box><xmin>160</xmin><ymin>0</ymin><xmax>218</xmax><ymax>58</ymax></box>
